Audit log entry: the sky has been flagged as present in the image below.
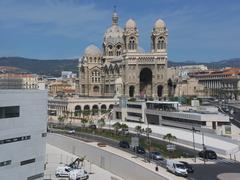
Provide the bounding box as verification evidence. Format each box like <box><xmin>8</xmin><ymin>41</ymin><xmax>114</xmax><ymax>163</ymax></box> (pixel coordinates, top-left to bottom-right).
<box><xmin>0</xmin><ymin>0</ymin><xmax>240</xmax><ymax>62</ymax></box>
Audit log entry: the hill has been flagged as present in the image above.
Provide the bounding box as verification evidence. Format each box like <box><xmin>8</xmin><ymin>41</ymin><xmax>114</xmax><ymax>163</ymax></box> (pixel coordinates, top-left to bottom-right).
<box><xmin>0</xmin><ymin>57</ymin><xmax>239</xmax><ymax>76</ymax></box>
<box><xmin>0</xmin><ymin>57</ymin><xmax>78</xmax><ymax>76</ymax></box>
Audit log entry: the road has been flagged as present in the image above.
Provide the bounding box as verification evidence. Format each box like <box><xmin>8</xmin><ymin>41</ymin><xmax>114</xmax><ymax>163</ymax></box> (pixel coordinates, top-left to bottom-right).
<box><xmin>50</xmin><ymin>129</ymin><xmax>240</xmax><ymax>180</ymax></box>
<box><xmin>188</xmin><ymin>159</ymin><xmax>240</xmax><ymax>180</ymax></box>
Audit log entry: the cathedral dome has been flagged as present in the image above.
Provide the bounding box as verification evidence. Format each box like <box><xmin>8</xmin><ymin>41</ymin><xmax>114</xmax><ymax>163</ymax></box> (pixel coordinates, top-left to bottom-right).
<box><xmin>84</xmin><ymin>44</ymin><xmax>102</xmax><ymax>57</ymax></box>
<box><xmin>154</xmin><ymin>19</ymin><xmax>166</xmax><ymax>29</ymax></box>
<box><xmin>125</xmin><ymin>19</ymin><xmax>136</xmax><ymax>29</ymax></box>
<box><xmin>103</xmin><ymin>11</ymin><xmax>124</xmax><ymax>45</ymax></box>
<box><xmin>104</xmin><ymin>26</ymin><xmax>124</xmax><ymax>45</ymax></box>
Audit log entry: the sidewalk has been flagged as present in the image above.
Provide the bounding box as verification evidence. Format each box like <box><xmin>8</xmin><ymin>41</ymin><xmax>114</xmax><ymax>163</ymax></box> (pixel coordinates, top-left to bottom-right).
<box><xmin>44</xmin><ymin>143</ymin><xmax>123</xmax><ymax>180</ymax></box>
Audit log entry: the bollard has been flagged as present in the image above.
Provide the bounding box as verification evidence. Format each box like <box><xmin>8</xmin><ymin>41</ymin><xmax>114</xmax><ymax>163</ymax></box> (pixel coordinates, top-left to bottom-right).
<box><xmin>155</xmin><ymin>166</ymin><xmax>159</xmax><ymax>172</ymax></box>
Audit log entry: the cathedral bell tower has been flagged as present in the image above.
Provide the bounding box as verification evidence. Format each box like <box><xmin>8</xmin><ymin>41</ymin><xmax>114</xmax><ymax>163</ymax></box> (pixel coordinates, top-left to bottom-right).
<box><xmin>151</xmin><ymin>19</ymin><xmax>168</xmax><ymax>53</ymax></box>
<box><xmin>123</xmin><ymin>19</ymin><xmax>139</xmax><ymax>53</ymax></box>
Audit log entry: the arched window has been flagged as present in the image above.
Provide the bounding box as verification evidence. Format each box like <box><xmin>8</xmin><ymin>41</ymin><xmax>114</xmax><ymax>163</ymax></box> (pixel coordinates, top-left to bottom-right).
<box><xmin>157</xmin><ymin>37</ymin><xmax>166</xmax><ymax>49</ymax></box>
<box><xmin>108</xmin><ymin>45</ymin><xmax>113</xmax><ymax>56</ymax></box>
<box><xmin>116</xmin><ymin>45</ymin><xmax>122</xmax><ymax>56</ymax></box>
<box><xmin>93</xmin><ymin>85</ymin><xmax>100</xmax><ymax>92</ymax></box>
<box><xmin>91</xmin><ymin>70</ymin><xmax>101</xmax><ymax>83</ymax></box>
<box><xmin>128</xmin><ymin>37</ymin><xmax>136</xmax><ymax>50</ymax></box>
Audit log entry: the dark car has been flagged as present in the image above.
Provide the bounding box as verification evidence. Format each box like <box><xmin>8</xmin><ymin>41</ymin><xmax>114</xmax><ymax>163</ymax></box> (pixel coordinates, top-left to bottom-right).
<box><xmin>88</xmin><ymin>124</ymin><xmax>97</xmax><ymax>129</ymax></box>
<box><xmin>179</xmin><ymin>161</ymin><xmax>194</xmax><ymax>173</ymax></box>
<box><xmin>134</xmin><ymin>146</ymin><xmax>146</xmax><ymax>154</ymax></box>
<box><xmin>119</xmin><ymin>141</ymin><xmax>130</xmax><ymax>148</ymax></box>
<box><xmin>199</xmin><ymin>150</ymin><xmax>217</xmax><ymax>160</ymax></box>
<box><xmin>149</xmin><ymin>151</ymin><xmax>164</xmax><ymax>160</ymax></box>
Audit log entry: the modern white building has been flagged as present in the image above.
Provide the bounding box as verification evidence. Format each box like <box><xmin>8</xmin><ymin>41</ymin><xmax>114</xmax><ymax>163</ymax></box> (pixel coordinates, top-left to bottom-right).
<box><xmin>0</xmin><ymin>90</ymin><xmax>48</xmax><ymax>180</ymax></box>
<box><xmin>113</xmin><ymin>100</ymin><xmax>231</xmax><ymax>135</ymax></box>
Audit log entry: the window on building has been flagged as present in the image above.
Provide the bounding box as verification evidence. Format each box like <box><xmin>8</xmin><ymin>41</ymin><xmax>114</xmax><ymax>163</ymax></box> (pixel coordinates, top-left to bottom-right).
<box><xmin>108</xmin><ymin>45</ymin><xmax>113</xmax><ymax>56</ymax></box>
<box><xmin>116</xmin><ymin>45</ymin><xmax>122</xmax><ymax>56</ymax></box>
<box><xmin>128</xmin><ymin>37</ymin><xmax>136</xmax><ymax>50</ymax></box>
<box><xmin>27</xmin><ymin>173</ymin><xmax>44</xmax><ymax>180</ymax></box>
<box><xmin>91</xmin><ymin>70</ymin><xmax>101</xmax><ymax>83</ymax></box>
<box><xmin>20</xmin><ymin>158</ymin><xmax>35</xmax><ymax>166</ymax></box>
<box><xmin>157</xmin><ymin>37</ymin><xmax>166</xmax><ymax>49</ymax></box>
<box><xmin>0</xmin><ymin>135</ymin><xmax>30</xmax><ymax>145</ymax></box>
<box><xmin>42</xmin><ymin>133</ymin><xmax>47</xmax><ymax>137</ymax></box>
<box><xmin>0</xmin><ymin>160</ymin><xmax>11</xmax><ymax>167</ymax></box>
<box><xmin>0</xmin><ymin>106</ymin><xmax>20</xmax><ymax>119</ymax></box>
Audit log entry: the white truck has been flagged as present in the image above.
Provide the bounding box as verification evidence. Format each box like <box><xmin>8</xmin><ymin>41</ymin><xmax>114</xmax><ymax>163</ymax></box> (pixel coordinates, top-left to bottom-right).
<box><xmin>166</xmin><ymin>160</ymin><xmax>188</xmax><ymax>177</ymax></box>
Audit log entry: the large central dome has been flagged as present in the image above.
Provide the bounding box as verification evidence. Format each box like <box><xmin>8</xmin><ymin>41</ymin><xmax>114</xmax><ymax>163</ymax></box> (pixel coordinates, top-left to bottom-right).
<box><xmin>103</xmin><ymin>11</ymin><xmax>124</xmax><ymax>45</ymax></box>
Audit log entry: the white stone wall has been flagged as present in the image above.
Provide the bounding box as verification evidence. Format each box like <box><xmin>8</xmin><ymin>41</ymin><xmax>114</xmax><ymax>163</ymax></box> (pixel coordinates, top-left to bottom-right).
<box><xmin>0</xmin><ymin>90</ymin><xmax>47</xmax><ymax>180</ymax></box>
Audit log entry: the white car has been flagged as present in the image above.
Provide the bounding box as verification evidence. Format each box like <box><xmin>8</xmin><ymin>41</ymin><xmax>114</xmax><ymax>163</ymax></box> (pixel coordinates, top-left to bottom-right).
<box><xmin>166</xmin><ymin>160</ymin><xmax>188</xmax><ymax>177</ymax></box>
<box><xmin>69</xmin><ymin>169</ymin><xmax>89</xmax><ymax>180</ymax></box>
<box><xmin>68</xmin><ymin>130</ymin><xmax>76</xmax><ymax>134</ymax></box>
<box><xmin>55</xmin><ymin>165</ymin><xmax>72</xmax><ymax>177</ymax></box>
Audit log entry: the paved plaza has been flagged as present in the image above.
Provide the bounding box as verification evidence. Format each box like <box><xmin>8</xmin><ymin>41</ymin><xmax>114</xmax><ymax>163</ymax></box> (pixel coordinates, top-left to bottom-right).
<box><xmin>44</xmin><ymin>143</ymin><xmax>123</xmax><ymax>180</ymax></box>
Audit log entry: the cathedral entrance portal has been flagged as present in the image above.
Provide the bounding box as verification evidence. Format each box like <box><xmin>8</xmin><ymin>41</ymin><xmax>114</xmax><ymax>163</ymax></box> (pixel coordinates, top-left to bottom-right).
<box><xmin>140</xmin><ymin>68</ymin><xmax>152</xmax><ymax>98</ymax></box>
<box><xmin>129</xmin><ymin>86</ymin><xmax>135</xmax><ymax>97</ymax></box>
<box><xmin>157</xmin><ymin>85</ymin><xmax>163</xmax><ymax>98</ymax></box>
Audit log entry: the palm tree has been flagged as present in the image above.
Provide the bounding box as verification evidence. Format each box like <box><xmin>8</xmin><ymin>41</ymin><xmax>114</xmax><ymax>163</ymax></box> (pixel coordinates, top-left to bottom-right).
<box><xmin>135</xmin><ymin>125</ymin><xmax>144</xmax><ymax>137</ymax></box>
<box><xmin>112</xmin><ymin>122</ymin><xmax>121</xmax><ymax>135</ymax></box>
<box><xmin>97</xmin><ymin>118</ymin><xmax>105</xmax><ymax>130</ymax></box>
<box><xmin>163</xmin><ymin>133</ymin><xmax>177</xmax><ymax>143</ymax></box>
<box><xmin>120</xmin><ymin>123</ymin><xmax>129</xmax><ymax>135</ymax></box>
<box><xmin>80</xmin><ymin>118</ymin><xmax>88</xmax><ymax>128</ymax></box>
<box><xmin>58</xmin><ymin>116</ymin><xmax>65</xmax><ymax>126</ymax></box>
<box><xmin>144</xmin><ymin>127</ymin><xmax>152</xmax><ymax>135</ymax></box>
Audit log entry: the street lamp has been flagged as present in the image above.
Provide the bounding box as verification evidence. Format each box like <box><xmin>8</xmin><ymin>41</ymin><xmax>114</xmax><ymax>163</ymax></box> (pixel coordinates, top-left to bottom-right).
<box><xmin>147</xmin><ymin>122</ymin><xmax>151</xmax><ymax>162</ymax></box>
<box><xmin>192</xmin><ymin>127</ymin><xmax>196</xmax><ymax>162</ymax></box>
<box><xmin>202</xmin><ymin>132</ymin><xmax>206</xmax><ymax>164</ymax></box>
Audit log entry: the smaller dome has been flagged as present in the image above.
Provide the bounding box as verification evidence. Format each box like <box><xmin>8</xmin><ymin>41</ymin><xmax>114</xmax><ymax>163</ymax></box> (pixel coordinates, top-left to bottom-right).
<box><xmin>154</xmin><ymin>19</ymin><xmax>166</xmax><ymax>29</ymax></box>
<box><xmin>84</xmin><ymin>44</ymin><xmax>102</xmax><ymax>56</ymax></box>
<box><xmin>125</xmin><ymin>19</ymin><xmax>136</xmax><ymax>29</ymax></box>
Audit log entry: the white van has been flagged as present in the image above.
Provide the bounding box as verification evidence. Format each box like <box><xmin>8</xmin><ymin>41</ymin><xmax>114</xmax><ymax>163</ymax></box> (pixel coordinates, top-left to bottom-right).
<box><xmin>166</xmin><ymin>160</ymin><xmax>188</xmax><ymax>177</ymax></box>
<box><xmin>55</xmin><ymin>165</ymin><xmax>72</xmax><ymax>177</ymax></box>
<box><xmin>69</xmin><ymin>169</ymin><xmax>89</xmax><ymax>180</ymax></box>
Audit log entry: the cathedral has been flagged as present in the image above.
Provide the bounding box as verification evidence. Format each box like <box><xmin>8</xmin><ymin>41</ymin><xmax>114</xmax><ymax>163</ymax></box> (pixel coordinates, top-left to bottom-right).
<box><xmin>78</xmin><ymin>11</ymin><xmax>169</xmax><ymax>99</ymax></box>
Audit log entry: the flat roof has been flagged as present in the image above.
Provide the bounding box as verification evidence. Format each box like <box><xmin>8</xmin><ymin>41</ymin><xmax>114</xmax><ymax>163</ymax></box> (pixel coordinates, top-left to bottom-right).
<box><xmin>147</xmin><ymin>101</ymin><xmax>180</xmax><ymax>104</ymax></box>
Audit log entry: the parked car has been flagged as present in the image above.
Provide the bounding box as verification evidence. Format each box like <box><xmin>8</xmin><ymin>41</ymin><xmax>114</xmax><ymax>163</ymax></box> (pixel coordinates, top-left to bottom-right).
<box><xmin>149</xmin><ymin>151</ymin><xmax>164</xmax><ymax>160</ymax></box>
<box><xmin>88</xmin><ymin>124</ymin><xmax>97</xmax><ymax>129</ymax></box>
<box><xmin>199</xmin><ymin>150</ymin><xmax>217</xmax><ymax>160</ymax></box>
<box><xmin>166</xmin><ymin>160</ymin><xmax>188</xmax><ymax>177</ymax></box>
<box><xmin>119</xmin><ymin>141</ymin><xmax>130</xmax><ymax>148</ymax></box>
<box><xmin>134</xmin><ymin>146</ymin><xmax>145</xmax><ymax>154</ymax></box>
<box><xmin>179</xmin><ymin>161</ymin><xmax>194</xmax><ymax>173</ymax></box>
<box><xmin>69</xmin><ymin>169</ymin><xmax>89</xmax><ymax>180</ymax></box>
<box><xmin>68</xmin><ymin>129</ymin><xmax>76</xmax><ymax>134</ymax></box>
<box><xmin>55</xmin><ymin>165</ymin><xmax>72</xmax><ymax>177</ymax></box>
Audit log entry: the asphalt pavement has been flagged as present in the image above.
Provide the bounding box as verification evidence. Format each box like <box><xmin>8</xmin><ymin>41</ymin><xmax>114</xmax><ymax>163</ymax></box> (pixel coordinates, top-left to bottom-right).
<box><xmin>51</xmin><ymin>129</ymin><xmax>240</xmax><ymax>180</ymax></box>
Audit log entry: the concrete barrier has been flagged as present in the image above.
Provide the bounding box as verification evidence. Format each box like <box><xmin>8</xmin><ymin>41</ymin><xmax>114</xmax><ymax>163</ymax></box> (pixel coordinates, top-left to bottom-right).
<box><xmin>47</xmin><ymin>133</ymin><xmax>168</xmax><ymax>180</ymax></box>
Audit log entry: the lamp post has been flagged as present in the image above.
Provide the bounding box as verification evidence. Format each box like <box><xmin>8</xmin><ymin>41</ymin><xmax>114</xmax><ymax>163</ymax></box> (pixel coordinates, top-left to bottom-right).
<box><xmin>202</xmin><ymin>132</ymin><xmax>206</xmax><ymax>164</ymax></box>
<box><xmin>145</xmin><ymin>122</ymin><xmax>151</xmax><ymax>163</ymax></box>
<box><xmin>192</xmin><ymin>127</ymin><xmax>196</xmax><ymax>162</ymax></box>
